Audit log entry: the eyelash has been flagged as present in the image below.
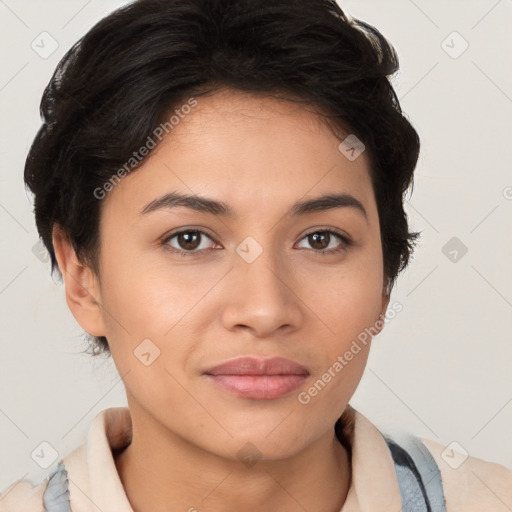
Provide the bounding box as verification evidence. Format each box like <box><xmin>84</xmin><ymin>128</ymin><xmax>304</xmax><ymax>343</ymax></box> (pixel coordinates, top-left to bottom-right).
<box><xmin>160</xmin><ymin>228</ymin><xmax>353</xmax><ymax>258</ymax></box>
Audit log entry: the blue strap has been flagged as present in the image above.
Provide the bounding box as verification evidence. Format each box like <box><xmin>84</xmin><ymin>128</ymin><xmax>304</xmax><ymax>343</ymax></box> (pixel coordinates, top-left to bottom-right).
<box><xmin>42</xmin><ymin>461</ymin><xmax>72</xmax><ymax>512</ymax></box>
<box><xmin>382</xmin><ymin>433</ymin><xmax>447</xmax><ymax>512</ymax></box>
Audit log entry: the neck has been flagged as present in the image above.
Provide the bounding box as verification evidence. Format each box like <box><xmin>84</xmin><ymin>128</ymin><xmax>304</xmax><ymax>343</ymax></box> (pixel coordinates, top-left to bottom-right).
<box><xmin>115</xmin><ymin>401</ymin><xmax>351</xmax><ymax>512</ymax></box>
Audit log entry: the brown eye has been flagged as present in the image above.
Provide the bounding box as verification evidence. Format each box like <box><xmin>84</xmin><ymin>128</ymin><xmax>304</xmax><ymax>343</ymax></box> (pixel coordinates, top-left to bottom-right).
<box><xmin>308</xmin><ymin>232</ymin><xmax>330</xmax><ymax>250</ymax></box>
<box><xmin>176</xmin><ymin>231</ymin><xmax>201</xmax><ymax>250</ymax></box>
<box><xmin>162</xmin><ymin>229</ymin><xmax>217</xmax><ymax>256</ymax></box>
<box><xmin>297</xmin><ymin>229</ymin><xmax>352</xmax><ymax>255</ymax></box>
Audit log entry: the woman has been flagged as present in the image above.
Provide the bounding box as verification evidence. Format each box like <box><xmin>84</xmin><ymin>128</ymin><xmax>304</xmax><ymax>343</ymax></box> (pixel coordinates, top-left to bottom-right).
<box><xmin>1</xmin><ymin>0</ymin><xmax>510</xmax><ymax>510</ymax></box>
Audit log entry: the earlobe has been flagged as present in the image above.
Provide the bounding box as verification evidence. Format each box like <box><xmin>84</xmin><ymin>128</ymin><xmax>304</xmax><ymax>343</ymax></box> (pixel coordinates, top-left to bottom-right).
<box><xmin>52</xmin><ymin>225</ymin><xmax>106</xmax><ymax>337</ymax></box>
<box><xmin>380</xmin><ymin>292</ymin><xmax>390</xmax><ymax>319</ymax></box>
<box><xmin>374</xmin><ymin>292</ymin><xmax>391</xmax><ymax>336</ymax></box>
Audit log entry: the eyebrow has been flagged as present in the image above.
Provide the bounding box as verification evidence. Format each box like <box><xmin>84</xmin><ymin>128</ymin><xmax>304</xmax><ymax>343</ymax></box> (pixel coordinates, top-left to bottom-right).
<box><xmin>139</xmin><ymin>191</ymin><xmax>368</xmax><ymax>222</ymax></box>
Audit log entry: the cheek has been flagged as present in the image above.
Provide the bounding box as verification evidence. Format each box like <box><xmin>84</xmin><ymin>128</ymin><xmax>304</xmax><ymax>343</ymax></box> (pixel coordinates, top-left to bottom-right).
<box><xmin>98</xmin><ymin>251</ymin><xmax>215</xmax><ymax>388</ymax></box>
<box><xmin>313</xmin><ymin>250</ymin><xmax>384</xmax><ymax>335</ymax></box>
<box><xmin>99</xmin><ymin>264</ymin><xmax>195</xmax><ymax>411</ymax></box>
<box><xmin>296</xmin><ymin>276</ymin><xmax>379</xmax><ymax>431</ymax></box>
<box><xmin>99</xmin><ymin>243</ymin><xmax>190</xmax><ymax>333</ymax></box>
<box><xmin>305</xmin><ymin>242</ymin><xmax>384</xmax><ymax>389</ymax></box>
<box><xmin>312</xmin><ymin>281</ymin><xmax>376</xmax><ymax>389</ymax></box>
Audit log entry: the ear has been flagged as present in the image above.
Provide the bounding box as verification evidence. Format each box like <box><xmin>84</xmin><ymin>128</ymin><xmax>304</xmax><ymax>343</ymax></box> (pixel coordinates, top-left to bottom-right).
<box><xmin>380</xmin><ymin>290</ymin><xmax>390</xmax><ymax>318</ymax></box>
<box><xmin>373</xmin><ymin>290</ymin><xmax>391</xmax><ymax>337</ymax></box>
<box><xmin>52</xmin><ymin>225</ymin><xmax>106</xmax><ymax>337</ymax></box>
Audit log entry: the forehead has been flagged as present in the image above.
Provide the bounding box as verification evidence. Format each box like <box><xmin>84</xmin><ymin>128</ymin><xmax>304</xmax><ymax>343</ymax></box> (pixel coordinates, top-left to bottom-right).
<box><xmin>100</xmin><ymin>89</ymin><xmax>377</xmax><ymax>223</ymax></box>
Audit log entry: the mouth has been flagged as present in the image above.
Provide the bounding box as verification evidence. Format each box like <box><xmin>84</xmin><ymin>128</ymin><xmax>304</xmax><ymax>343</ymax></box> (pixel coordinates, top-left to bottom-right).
<box><xmin>203</xmin><ymin>356</ymin><xmax>310</xmax><ymax>400</ymax></box>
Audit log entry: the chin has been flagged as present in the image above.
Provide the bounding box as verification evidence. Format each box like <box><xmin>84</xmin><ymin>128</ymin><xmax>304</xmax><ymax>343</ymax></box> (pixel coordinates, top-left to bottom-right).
<box><xmin>208</xmin><ymin>435</ymin><xmax>307</xmax><ymax>465</ymax></box>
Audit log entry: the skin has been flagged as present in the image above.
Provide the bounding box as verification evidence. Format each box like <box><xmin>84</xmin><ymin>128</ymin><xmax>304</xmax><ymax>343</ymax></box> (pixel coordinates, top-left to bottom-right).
<box><xmin>53</xmin><ymin>88</ymin><xmax>390</xmax><ymax>512</ymax></box>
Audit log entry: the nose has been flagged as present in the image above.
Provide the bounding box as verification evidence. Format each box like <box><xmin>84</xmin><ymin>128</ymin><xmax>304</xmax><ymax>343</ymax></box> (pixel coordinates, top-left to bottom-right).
<box><xmin>220</xmin><ymin>247</ymin><xmax>304</xmax><ymax>339</ymax></box>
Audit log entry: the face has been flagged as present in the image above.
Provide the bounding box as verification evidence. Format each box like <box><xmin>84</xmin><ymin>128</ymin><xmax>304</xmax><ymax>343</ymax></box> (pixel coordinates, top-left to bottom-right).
<box><xmin>59</xmin><ymin>88</ymin><xmax>389</xmax><ymax>461</ymax></box>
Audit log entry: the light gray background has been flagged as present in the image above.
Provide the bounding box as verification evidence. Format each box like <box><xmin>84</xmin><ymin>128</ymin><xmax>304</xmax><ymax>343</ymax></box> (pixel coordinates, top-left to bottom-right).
<box><xmin>1</xmin><ymin>0</ymin><xmax>511</xmax><ymax>489</ymax></box>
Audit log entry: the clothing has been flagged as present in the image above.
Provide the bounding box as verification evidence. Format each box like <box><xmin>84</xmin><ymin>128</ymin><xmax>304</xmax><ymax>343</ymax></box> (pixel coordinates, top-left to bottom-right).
<box><xmin>1</xmin><ymin>405</ymin><xmax>511</xmax><ymax>511</ymax></box>
<box><xmin>37</xmin><ymin>430</ymin><xmax>445</xmax><ymax>512</ymax></box>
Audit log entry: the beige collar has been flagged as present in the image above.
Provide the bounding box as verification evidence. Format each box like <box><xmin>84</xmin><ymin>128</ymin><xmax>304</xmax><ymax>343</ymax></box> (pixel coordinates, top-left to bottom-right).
<box><xmin>62</xmin><ymin>405</ymin><xmax>402</xmax><ymax>511</ymax></box>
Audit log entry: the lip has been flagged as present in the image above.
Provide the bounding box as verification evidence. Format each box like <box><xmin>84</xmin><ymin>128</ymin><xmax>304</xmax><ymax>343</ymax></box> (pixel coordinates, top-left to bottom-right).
<box><xmin>203</xmin><ymin>356</ymin><xmax>310</xmax><ymax>400</ymax></box>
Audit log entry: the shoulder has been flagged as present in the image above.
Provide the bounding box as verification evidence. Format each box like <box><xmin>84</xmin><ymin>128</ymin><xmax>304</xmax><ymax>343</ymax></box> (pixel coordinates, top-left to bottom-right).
<box><xmin>421</xmin><ymin>437</ymin><xmax>512</xmax><ymax>511</ymax></box>
<box><xmin>0</xmin><ymin>476</ymin><xmax>48</xmax><ymax>512</ymax></box>
<box><xmin>0</xmin><ymin>407</ymin><xmax>130</xmax><ymax>512</ymax></box>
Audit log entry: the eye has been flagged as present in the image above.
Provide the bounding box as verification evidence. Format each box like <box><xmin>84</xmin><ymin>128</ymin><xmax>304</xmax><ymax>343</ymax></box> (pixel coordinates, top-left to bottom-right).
<box><xmin>160</xmin><ymin>227</ymin><xmax>352</xmax><ymax>258</ymax></box>
<box><xmin>296</xmin><ymin>229</ymin><xmax>352</xmax><ymax>255</ymax></box>
<box><xmin>161</xmin><ymin>229</ymin><xmax>218</xmax><ymax>257</ymax></box>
